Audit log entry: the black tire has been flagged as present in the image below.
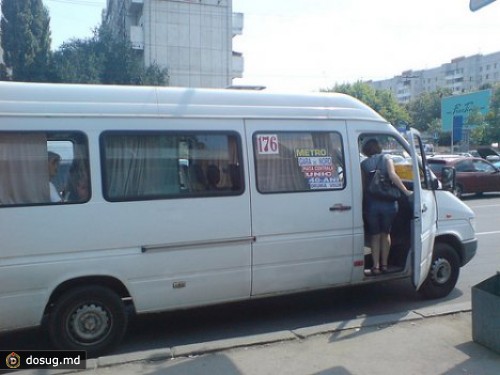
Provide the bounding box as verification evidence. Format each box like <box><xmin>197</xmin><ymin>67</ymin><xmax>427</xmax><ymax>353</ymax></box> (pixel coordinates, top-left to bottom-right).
<box><xmin>418</xmin><ymin>243</ymin><xmax>460</xmax><ymax>299</ymax></box>
<box><xmin>454</xmin><ymin>184</ymin><xmax>464</xmax><ymax>199</ymax></box>
<box><xmin>48</xmin><ymin>285</ymin><xmax>127</xmax><ymax>357</ymax></box>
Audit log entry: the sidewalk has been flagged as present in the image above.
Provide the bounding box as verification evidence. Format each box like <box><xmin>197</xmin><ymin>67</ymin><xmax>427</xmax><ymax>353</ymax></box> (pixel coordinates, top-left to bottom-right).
<box><xmin>21</xmin><ymin>302</ymin><xmax>500</xmax><ymax>375</ymax></box>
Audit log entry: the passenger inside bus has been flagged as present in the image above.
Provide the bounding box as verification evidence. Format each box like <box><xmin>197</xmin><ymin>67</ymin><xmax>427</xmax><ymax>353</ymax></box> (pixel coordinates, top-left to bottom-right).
<box><xmin>48</xmin><ymin>151</ymin><xmax>62</xmax><ymax>203</ymax></box>
<box><xmin>65</xmin><ymin>170</ymin><xmax>90</xmax><ymax>202</ymax></box>
<box><xmin>206</xmin><ymin>164</ymin><xmax>221</xmax><ymax>190</ymax></box>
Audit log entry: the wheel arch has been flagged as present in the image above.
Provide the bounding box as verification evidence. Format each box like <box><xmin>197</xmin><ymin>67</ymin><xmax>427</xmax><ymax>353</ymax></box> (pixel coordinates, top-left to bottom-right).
<box><xmin>43</xmin><ymin>276</ymin><xmax>134</xmax><ymax>318</ymax></box>
<box><xmin>434</xmin><ymin>234</ymin><xmax>465</xmax><ymax>266</ymax></box>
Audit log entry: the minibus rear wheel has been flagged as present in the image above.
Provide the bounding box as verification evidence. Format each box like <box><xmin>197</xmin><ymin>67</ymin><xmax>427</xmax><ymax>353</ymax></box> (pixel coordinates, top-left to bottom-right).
<box><xmin>418</xmin><ymin>243</ymin><xmax>460</xmax><ymax>299</ymax></box>
<box><xmin>48</xmin><ymin>285</ymin><xmax>128</xmax><ymax>357</ymax></box>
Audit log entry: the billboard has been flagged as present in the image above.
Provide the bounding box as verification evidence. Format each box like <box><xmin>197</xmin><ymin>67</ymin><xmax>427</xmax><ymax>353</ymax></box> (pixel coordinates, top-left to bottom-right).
<box><xmin>441</xmin><ymin>90</ymin><xmax>491</xmax><ymax>142</ymax></box>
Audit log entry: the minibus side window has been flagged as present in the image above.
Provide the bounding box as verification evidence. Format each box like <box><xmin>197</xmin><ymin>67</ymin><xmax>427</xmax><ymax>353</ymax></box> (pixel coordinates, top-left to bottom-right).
<box><xmin>254</xmin><ymin>131</ymin><xmax>345</xmax><ymax>193</ymax></box>
<box><xmin>101</xmin><ymin>131</ymin><xmax>243</xmax><ymax>202</ymax></box>
<box><xmin>0</xmin><ymin>131</ymin><xmax>90</xmax><ymax>206</ymax></box>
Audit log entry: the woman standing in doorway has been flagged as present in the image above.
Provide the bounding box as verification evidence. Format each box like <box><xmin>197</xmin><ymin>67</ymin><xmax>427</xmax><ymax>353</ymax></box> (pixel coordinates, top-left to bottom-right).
<box><xmin>361</xmin><ymin>139</ymin><xmax>412</xmax><ymax>276</ymax></box>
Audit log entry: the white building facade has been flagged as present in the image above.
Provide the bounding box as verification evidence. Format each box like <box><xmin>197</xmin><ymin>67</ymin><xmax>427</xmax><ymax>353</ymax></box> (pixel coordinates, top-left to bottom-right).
<box><xmin>368</xmin><ymin>51</ymin><xmax>500</xmax><ymax>103</ymax></box>
<box><xmin>105</xmin><ymin>0</ymin><xmax>243</xmax><ymax>88</ymax></box>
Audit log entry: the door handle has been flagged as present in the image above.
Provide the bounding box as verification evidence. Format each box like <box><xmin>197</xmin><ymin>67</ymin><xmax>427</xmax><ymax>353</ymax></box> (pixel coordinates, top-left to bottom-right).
<box><xmin>422</xmin><ymin>203</ymin><xmax>428</xmax><ymax>213</ymax></box>
<box><xmin>329</xmin><ymin>204</ymin><xmax>352</xmax><ymax>212</ymax></box>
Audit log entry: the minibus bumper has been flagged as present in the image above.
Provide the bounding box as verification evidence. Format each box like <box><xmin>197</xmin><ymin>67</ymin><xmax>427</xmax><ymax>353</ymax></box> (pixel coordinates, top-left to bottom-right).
<box><xmin>461</xmin><ymin>238</ymin><xmax>478</xmax><ymax>266</ymax></box>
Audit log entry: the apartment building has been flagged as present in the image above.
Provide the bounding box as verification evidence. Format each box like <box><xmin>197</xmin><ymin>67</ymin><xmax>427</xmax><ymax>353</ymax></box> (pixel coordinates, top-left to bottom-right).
<box><xmin>104</xmin><ymin>0</ymin><xmax>244</xmax><ymax>88</ymax></box>
<box><xmin>368</xmin><ymin>51</ymin><xmax>500</xmax><ymax>103</ymax></box>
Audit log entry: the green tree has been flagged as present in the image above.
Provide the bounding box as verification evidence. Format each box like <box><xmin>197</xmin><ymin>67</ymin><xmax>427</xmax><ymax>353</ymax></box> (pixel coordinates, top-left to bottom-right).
<box><xmin>52</xmin><ymin>24</ymin><xmax>168</xmax><ymax>86</ymax></box>
<box><xmin>324</xmin><ymin>81</ymin><xmax>377</xmax><ymax>108</ymax></box>
<box><xmin>0</xmin><ymin>63</ymin><xmax>9</xmax><ymax>80</ymax></box>
<box><xmin>139</xmin><ymin>63</ymin><xmax>168</xmax><ymax>86</ymax></box>
<box><xmin>1</xmin><ymin>0</ymin><xmax>51</xmax><ymax>81</ymax></box>
<box><xmin>52</xmin><ymin>36</ymin><xmax>102</xmax><ymax>84</ymax></box>
<box><xmin>427</xmin><ymin>118</ymin><xmax>442</xmax><ymax>137</ymax></box>
<box><xmin>321</xmin><ymin>81</ymin><xmax>409</xmax><ymax>126</ymax></box>
<box><xmin>485</xmin><ymin>85</ymin><xmax>500</xmax><ymax>146</ymax></box>
<box><xmin>375</xmin><ymin>89</ymin><xmax>410</xmax><ymax>126</ymax></box>
<box><xmin>470</xmin><ymin>124</ymin><xmax>488</xmax><ymax>145</ymax></box>
<box><xmin>466</xmin><ymin>108</ymin><xmax>488</xmax><ymax>145</ymax></box>
<box><xmin>96</xmin><ymin>24</ymin><xmax>142</xmax><ymax>85</ymax></box>
<box><xmin>406</xmin><ymin>88</ymin><xmax>452</xmax><ymax>132</ymax></box>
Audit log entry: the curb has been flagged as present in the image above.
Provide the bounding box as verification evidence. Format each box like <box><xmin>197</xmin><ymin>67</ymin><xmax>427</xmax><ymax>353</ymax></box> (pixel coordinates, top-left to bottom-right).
<box><xmin>59</xmin><ymin>302</ymin><xmax>473</xmax><ymax>373</ymax></box>
<box><xmin>23</xmin><ymin>301</ymin><xmax>472</xmax><ymax>375</ymax></box>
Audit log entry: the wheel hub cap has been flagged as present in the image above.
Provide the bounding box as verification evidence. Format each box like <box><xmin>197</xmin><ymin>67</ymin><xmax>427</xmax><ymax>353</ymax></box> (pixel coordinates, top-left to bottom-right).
<box><xmin>70</xmin><ymin>304</ymin><xmax>109</xmax><ymax>343</ymax></box>
<box><xmin>431</xmin><ymin>258</ymin><xmax>451</xmax><ymax>284</ymax></box>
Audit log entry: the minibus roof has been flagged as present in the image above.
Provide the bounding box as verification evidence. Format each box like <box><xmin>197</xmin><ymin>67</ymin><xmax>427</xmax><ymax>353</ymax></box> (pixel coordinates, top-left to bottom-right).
<box><xmin>0</xmin><ymin>81</ymin><xmax>386</xmax><ymax>122</ymax></box>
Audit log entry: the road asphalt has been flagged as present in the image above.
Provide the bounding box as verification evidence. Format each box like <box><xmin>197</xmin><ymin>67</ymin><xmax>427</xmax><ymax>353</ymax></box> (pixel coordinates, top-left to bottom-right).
<box><xmin>16</xmin><ymin>301</ymin><xmax>500</xmax><ymax>375</ymax></box>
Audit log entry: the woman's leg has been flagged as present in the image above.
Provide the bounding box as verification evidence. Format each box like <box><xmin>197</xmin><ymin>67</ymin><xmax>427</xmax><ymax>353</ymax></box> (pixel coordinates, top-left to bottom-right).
<box><xmin>379</xmin><ymin>202</ymin><xmax>397</xmax><ymax>270</ymax></box>
<box><xmin>380</xmin><ymin>232</ymin><xmax>391</xmax><ymax>269</ymax></box>
<box><xmin>370</xmin><ymin>234</ymin><xmax>381</xmax><ymax>270</ymax></box>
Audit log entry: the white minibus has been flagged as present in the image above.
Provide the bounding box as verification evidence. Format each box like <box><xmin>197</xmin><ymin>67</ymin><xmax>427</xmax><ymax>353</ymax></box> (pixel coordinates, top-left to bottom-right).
<box><xmin>0</xmin><ymin>82</ymin><xmax>477</xmax><ymax>356</ymax></box>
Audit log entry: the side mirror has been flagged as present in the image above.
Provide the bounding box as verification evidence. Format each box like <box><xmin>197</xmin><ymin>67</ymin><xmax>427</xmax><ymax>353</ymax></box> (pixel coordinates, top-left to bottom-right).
<box><xmin>441</xmin><ymin>167</ymin><xmax>456</xmax><ymax>191</ymax></box>
<box><xmin>430</xmin><ymin>176</ymin><xmax>440</xmax><ymax>190</ymax></box>
<box><xmin>470</xmin><ymin>0</ymin><xmax>497</xmax><ymax>11</ymax></box>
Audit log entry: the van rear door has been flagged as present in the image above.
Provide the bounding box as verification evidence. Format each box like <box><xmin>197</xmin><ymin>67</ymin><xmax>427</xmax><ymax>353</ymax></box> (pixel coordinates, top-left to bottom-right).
<box><xmin>408</xmin><ymin>129</ymin><xmax>437</xmax><ymax>289</ymax></box>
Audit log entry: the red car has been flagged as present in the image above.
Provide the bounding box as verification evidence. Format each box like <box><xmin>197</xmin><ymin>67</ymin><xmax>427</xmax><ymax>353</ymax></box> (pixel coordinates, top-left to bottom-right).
<box><xmin>428</xmin><ymin>156</ymin><xmax>500</xmax><ymax>198</ymax></box>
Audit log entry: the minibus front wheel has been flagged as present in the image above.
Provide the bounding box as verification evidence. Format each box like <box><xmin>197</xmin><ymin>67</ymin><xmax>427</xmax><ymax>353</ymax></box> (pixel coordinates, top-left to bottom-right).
<box><xmin>418</xmin><ymin>243</ymin><xmax>460</xmax><ymax>299</ymax></box>
<box><xmin>48</xmin><ymin>285</ymin><xmax>128</xmax><ymax>357</ymax></box>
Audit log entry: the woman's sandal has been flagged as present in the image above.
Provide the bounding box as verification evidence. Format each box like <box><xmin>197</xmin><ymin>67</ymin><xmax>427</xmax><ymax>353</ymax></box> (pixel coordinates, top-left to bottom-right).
<box><xmin>381</xmin><ymin>265</ymin><xmax>389</xmax><ymax>273</ymax></box>
<box><xmin>366</xmin><ymin>267</ymin><xmax>381</xmax><ymax>276</ymax></box>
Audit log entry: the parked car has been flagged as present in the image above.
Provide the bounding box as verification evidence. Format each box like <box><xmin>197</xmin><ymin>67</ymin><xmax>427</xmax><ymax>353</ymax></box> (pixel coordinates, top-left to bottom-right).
<box><xmin>428</xmin><ymin>154</ymin><xmax>463</xmax><ymax>159</ymax></box>
<box><xmin>475</xmin><ymin>147</ymin><xmax>500</xmax><ymax>160</ymax></box>
<box><xmin>428</xmin><ymin>156</ymin><xmax>500</xmax><ymax>198</ymax></box>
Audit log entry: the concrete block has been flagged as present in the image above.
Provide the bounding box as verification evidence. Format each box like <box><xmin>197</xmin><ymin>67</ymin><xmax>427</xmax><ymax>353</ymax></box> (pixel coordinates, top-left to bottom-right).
<box><xmin>472</xmin><ymin>272</ymin><xmax>500</xmax><ymax>354</ymax></box>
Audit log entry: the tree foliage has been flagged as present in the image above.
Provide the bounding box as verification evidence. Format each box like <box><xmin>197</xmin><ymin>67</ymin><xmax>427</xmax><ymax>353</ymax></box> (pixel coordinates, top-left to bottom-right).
<box><xmin>466</xmin><ymin>108</ymin><xmax>487</xmax><ymax>145</ymax></box>
<box><xmin>406</xmin><ymin>88</ymin><xmax>452</xmax><ymax>132</ymax></box>
<box><xmin>97</xmin><ymin>25</ymin><xmax>143</xmax><ymax>85</ymax></box>
<box><xmin>0</xmin><ymin>63</ymin><xmax>9</xmax><ymax>80</ymax></box>
<box><xmin>52</xmin><ymin>36</ymin><xmax>102</xmax><ymax>84</ymax></box>
<box><xmin>485</xmin><ymin>85</ymin><xmax>500</xmax><ymax>146</ymax></box>
<box><xmin>0</xmin><ymin>1</ymin><xmax>167</xmax><ymax>86</ymax></box>
<box><xmin>0</xmin><ymin>0</ymin><xmax>52</xmax><ymax>81</ymax></box>
<box><xmin>139</xmin><ymin>64</ymin><xmax>169</xmax><ymax>86</ymax></box>
<box><xmin>321</xmin><ymin>81</ymin><xmax>409</xmax><ymax>126</ymax></box>
<box><xmin>52</xmin><ymin>24</ymin><xmax>168</xmax><ymax>86</ymax></box>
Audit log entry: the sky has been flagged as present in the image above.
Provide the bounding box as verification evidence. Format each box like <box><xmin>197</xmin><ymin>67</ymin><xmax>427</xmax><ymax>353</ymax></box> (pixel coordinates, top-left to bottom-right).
<box><xmin>44</xmin><ymin>0</ymin><xmax>500</xmax><ymax>92</ymax></box>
